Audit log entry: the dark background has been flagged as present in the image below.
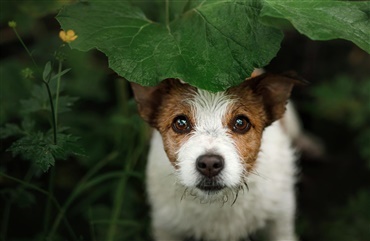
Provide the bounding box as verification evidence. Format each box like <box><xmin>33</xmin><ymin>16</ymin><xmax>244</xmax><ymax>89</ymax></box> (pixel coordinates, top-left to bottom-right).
<box><xmin>1</xmin><ymin>1</ymin><xmax>369</xmax><ymax>241</ymax></box>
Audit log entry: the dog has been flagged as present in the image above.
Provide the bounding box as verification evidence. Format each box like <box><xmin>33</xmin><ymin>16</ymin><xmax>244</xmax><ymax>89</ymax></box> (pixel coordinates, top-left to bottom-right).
<box><xmin>131</xmin><ymin>72</ymin><xmax>303</xmax><ymax>241</ymax></box>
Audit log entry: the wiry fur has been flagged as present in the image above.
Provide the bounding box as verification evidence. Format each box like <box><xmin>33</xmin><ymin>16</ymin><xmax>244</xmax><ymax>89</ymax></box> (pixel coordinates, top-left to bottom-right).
<box><xmin>147</xmin><ymin>124</ymin><xmax>296</xmax><ymax>241</ymax></box>
<box><xmin>176</xmin><ymin>90</ymin><xmax>244</xmax><ymax>197</ymax></box>
<box><xmin>131</xmin><ymin>73</ymin><xmax>302</xmax><ymax>241</ymax></box>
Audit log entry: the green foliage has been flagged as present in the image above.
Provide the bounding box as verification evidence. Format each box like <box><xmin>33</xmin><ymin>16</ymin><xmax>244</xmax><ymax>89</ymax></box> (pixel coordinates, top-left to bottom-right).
<box><xmin>323</xmin><ymin>190</ymin><xmax>370</xmax><ymax>241</ymax></box>
<box><xmin>0</xmin><ymin>59</ymin><xmax>81</xmax><ymax>172</ymax></box>
<box><xmin>19</xmin><ymin>82</ymin><xmax>77</xmax><ymax>115</ymax></box>
<box><xmin>260</xmin><ymin>0</ymin><xmax>370</xmax><ymax>53</ymax></box>
<box><xmin>307</xmin><ymin>76</ymin><xmax>370</xmax><ymax>165</ymax></box>
<box><xmin>1</xmin><ymin>1</ymin><xmax>369</xmax><ymax>241</ymax></box>
<box><xmin>8</xmin><ymin>132</ymin><xmax>56</xmax><ymax>172</ymax></box>
<box><xmin>0</xmin><ymin>8</ymin><xmax>150</xmax><ymax>239</ymax></box>
<box><xmin>57</xmin><ymin>0</ymin><xmax>283</xmax><ymax>91</ymax></box>
<box><xmin>4</xmin><ymin>130</ymin><xmax>83</xmax><ymax>172</ymax></box>
<box><xmin>57</xmin><ymin>0</ymin><xmax>369</xmax><ymax>91</ymax></box>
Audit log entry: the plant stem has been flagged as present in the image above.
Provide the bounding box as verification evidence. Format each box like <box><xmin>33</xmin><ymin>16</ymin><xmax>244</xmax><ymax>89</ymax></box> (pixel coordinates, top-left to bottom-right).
<box><xmin>0</xmin><ymin>168</ymin><xmax>34</xmax><ymax>241</ymax></box>
<box><xmin>55</xmin><ymin>61</ymin><xmax>63</xmax><ymax>127</ymax></box>
<box><xmin>48</xmin><ymin>151</ymin><xmax>119</xmax><ymax>238</ymax></box>
<box><xmin>1</xmin><ymin>200</ymin><xmax>11</xmax><ymax>241</ymax></box>
<box><xmin>12</xmin><ymin>27</ymin><xmax>39</xmax><ymax>71</ymax></box>
<box><xmin>0</xmin><ymin>172</ymin><xmax>78</xmax><ymax>241</ymax></box>
<box><xmin>43</xmin><ymin>167</ymin><xmax>56</xmax><ymax>238</ymax></box>
<box><xmin>105</xmin><ymin>142</ymin><xmax>145</xmax><ymax>241</ymax></box>
<box><xmin>12</xmin><ymin>25</ymin><xmax>58</xmax><ymax>145</ymax></box>
<box><xmin>165</xmin><ymin>0</ymin><xmax>170</xmax><ymax>31</ymax></box>
<box><xmin>43</xmin><ymin>67</ymin><xmax>59</xmax><ymax>238</ymax></box>
<box><xmin>106</xmin><ymin>165</ymin><xmax>131</xmax><ymax>241</ymax></box>
<box><xmin>43</xmin><ymin>80</ymin><xmax>57</xmax><ymax>145</ymax></box>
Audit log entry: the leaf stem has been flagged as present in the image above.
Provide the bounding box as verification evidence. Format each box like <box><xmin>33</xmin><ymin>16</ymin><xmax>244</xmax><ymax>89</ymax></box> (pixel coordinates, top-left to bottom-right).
<box><xmin>43</xmin><ymin>167</ymin><xmax>56</xmax><ymax>238</ymax></box>
<box><xmin>43</xmin><ymin>80</ymin><xmax>57</xmax><ymax>145</ymax></box>
<box><xmin>11</xmin><ymin>26</ymin><xmax>39</xmax><ymax>71</ymax></box>
<box><xmin>0</xmin><ymin>172</ymin><xmax>78</xmax><ymax>241</ymax></box>
<box><xmin>11</xmin><ymin>24</ymin><xmax>58</xmax><ymax>145</ymax></box>
<box><xmin>106</xmin><ymin>138</ymin><xmax>145</xmax><ymax>241</ymax></box>
<box><xmin>106</xmin><ymin>164</ymin><xmax>131</xmax><ymax>241</ymax></box>
<box><xmin>0</xmin><ymin>168</ymin><xmax>34</xmax><ymax>241</ymax></box>
<box><xmin>165</xmin><ymin>0</ymin><xmax>170</xmax><ymax>31</ymax></box>
<box><xmin>55</xmin><ymin>60</ymin><xmax>63</xmax><ymax>128</ymax></box>
<box><xmin>1</xmin><ymin>198</ymin><xmax>11</xmax><ymax>241</ymax></box>
<box><xmin>48</xmin><ymin>151</ymin><xmax>119</xmax><ymax>238</ymax></box>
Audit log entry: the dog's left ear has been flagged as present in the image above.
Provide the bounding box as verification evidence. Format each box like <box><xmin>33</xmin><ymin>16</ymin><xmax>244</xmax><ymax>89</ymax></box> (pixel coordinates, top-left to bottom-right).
<box><xmin>247</xmin><ymin>72</ymin><xmax>306</xmax><ymax>125</ymax></box>
<box><xmin>130</xmin><ymin>79</ymin><xmax>184</xmax><ymax>127</ymax></box>
<box><xmin>130</xmin><ymin>82</ymin><xmax>163</xmax><ymax>126</ymax></box>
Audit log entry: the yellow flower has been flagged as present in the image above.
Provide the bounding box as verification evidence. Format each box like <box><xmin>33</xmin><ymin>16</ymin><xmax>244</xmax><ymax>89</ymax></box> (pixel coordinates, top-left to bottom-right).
<box><xmin>59</xmin><ymin>30</ymin><xmax>78</xmax><ymax>43</ymax></box>
<box><xmin>8</xmin><ymin>21</ymin><xmax>17</xmax><ymax>28</ymax></box>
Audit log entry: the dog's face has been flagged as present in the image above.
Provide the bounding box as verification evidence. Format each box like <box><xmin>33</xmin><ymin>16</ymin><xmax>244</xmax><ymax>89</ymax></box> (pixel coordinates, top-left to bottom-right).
<box><xmin>131</xmin><ymin>73</ymin><xmax>299</xmax><ymax>200</ymax></box>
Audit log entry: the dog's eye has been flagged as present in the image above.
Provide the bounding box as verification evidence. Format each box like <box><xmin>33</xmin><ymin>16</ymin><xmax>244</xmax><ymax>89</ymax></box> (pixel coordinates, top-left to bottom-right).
<box><xmin>232</xmin><ymin>115</ymin><xmax>251</xmax><ymax>134</ymax></box>
<box><xmin>172</xmin><ymin>115</ymin><xmax>191</xmax><ymax>134</ymax></box>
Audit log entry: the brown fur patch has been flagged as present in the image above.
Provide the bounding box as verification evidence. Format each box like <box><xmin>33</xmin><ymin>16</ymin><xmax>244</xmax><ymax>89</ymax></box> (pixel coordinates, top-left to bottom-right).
<box><xmin>131</xmin><ymin>79</ymin><xmax>197</xmax><ymax>165</ymax></box>
<box><xmin>225</xmin><ymin>73</ymin><xmax>301</xmax><ymax>170</ymax></box>
<box><xmin>224</xmin><ymin>89</ymin><xmax>266</xmax><ymax>171</ymax></box>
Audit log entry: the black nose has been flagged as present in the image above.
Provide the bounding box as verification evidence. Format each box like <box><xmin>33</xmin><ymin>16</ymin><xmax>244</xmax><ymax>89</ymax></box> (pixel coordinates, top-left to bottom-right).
<box><xmin>196</xmin><ymin>154</ymin><xmax>224</xmax><ymax>178</ymax></box>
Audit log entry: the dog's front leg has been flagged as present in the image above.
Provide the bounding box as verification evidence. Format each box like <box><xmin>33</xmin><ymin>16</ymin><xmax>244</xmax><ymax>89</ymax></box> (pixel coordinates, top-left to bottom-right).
<box><xmin>266</xmin><ymin>208</ymin><xmax>298</xmax><ymax>241</ymax></box>
<box><xmin>265</xmin><ymin>189</ymin><xmax>298</xmax><ymax>241</ymax></box>
<box><xmin>152</xmin><ymin>226</ymin><xmax>183</xmax><ymax>241</ymax></box>
<box><xmin>267</xmin><ymin>220</ymin><xmax>297</xmax><ymax>241</ymax></box>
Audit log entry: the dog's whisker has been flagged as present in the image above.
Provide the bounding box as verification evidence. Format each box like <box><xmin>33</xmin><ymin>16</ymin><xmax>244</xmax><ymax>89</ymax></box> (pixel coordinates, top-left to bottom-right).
<box><xmin>243</xmin><ymin>180</ymin><xmax>249</xmax><ymax>192</ymax></box>
<box><xmin>231</xmin><ymin>189</ymin><xmax>240</xmax><ymax>206</ymax></box>
<box><xmin>181</xmin><ymin>187</ymin><xmax>189</xmax><ymax>201</ymax></box>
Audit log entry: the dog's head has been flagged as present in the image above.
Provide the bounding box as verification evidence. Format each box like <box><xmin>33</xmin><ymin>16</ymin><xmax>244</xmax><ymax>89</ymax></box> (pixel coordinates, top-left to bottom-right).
<box><xmin>131</xmin><ymin>73</ymin><xmax>301</xmax><ymax>201</ymax></box>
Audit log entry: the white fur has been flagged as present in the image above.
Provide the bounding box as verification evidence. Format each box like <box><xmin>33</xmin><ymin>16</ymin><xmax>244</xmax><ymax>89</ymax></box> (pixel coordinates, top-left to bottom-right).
<box><xmin>176</xmin><ymin>90</ymin><xmax>243</xmax><ymax>192</ymax></box>
<box><xmin>146</xmin><ymin>90</ymin><xmax>297</xmax><ymax>241</ymax></box>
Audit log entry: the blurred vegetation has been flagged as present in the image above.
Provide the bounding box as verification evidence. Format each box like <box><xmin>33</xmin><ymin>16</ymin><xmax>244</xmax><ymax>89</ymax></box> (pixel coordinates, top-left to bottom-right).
<box><xmin>0</xmin><ymin>1</ymin><xmax>369</xmax><ymax>241</ymax></box>
<box><xmin>1</xmin><ymin>1</ymin><xmax>150</xmax><ymax>241</ymax></box>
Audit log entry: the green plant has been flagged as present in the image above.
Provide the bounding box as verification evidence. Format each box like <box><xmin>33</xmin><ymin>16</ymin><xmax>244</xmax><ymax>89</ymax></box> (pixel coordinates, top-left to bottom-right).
<box><xmin>307</xmin><ymin>76</ymin><xmax>370</xmax><ymax>166</ymax></box>
<box><xmin>1</xmin><ymin>1</ymin><xmax>369</xmax><ymax>241</ymax></box>
<box><xmin>0</xmin><ymin>16</ymin><xmax>150</xmax><ymax>241</ymax></box>
<box><xmin>57</xmin><ymin>0</ymin><xmax>369</xmax><ymax>91</ymax></box>
<box><xmin>323</xmin><ymin>189</ymin><xmax>370</xmax><ymax>241</ymax></box>
<box><xmin>1</xmin><ymin>23</ymin><xmax>82</xmax><ymax>172</ymax></box>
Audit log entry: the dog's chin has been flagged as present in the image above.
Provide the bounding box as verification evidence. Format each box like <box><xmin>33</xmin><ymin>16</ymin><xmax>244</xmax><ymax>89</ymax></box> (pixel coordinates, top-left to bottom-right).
<box><xmin>180</xmin><ymin>180</ymin><xmax>243</xmax><ymax>204</ymax></box>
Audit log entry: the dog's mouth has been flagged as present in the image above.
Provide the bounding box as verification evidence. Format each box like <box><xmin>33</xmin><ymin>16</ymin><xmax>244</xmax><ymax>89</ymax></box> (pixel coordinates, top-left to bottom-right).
<box><xmin>196</xmin><ymin>179</ymin><xmax>225</xmax><ymax>192</ymax></box>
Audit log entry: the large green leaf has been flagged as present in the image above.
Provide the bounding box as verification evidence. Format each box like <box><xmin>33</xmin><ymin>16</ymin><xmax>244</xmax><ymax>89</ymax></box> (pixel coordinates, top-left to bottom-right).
<box><xmin>261</xmin><ymin>0</ymin><xmax>370</xmax><ymax>53</ymax></box>
<box><xmin>56</xmin><ymin>0</ymin><xmax>283</xmax><ymax>91</ymax></box>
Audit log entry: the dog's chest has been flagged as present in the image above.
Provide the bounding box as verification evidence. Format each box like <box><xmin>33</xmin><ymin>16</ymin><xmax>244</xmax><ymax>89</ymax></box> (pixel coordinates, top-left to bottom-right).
<box><xmin>170</xmin><ymin>191</ymin><xmax>269</xmax><ymax>240</ymax></box>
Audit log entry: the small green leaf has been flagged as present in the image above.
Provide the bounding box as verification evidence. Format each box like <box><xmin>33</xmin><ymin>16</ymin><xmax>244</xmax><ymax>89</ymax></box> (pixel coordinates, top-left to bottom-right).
<box><xmin>60</xmin><ymin>134</ymin><xmax>85</xmax><ymax>156</ymax></box>
<box><xmin>8</xmin><ymin>133</ymin><xmax>55</xmax><ymax>172</ymax></box>
<box><xmin>43</xmin><ymin>61</ymin><xmax>52</xmax><ymax>82</ymax></box>
<box><xmin>261</xmin><ymin>0</ymin><xmax>370</xmax><ymax>53</ymax></box>
<box><xmin>57</xmin><ymin>0</ymin><xmax>283</xmax><ymax>91</ymax></box>
<box><xmin>47</xmin><ymin>132</ymin><xmax>85</xmax><ymax>160</ymax></box>
<box><xmin>0</xmin><ymin>118</ymin><xmax>36</xmax><ymax>139</ymax></box>
<box><xmin>20</xmin><ymin>84</ymin><xmax>50</xmax><ymax>114</ymax></box>
<box><xmin>20</xmin><ymin>83</ymin><xmax>77</xmax><ymax>114</ymax></box>
<box><xmin>50</xmin><ymin>68</ymin><xmax>71</xmax><ymax>82</ymax></box>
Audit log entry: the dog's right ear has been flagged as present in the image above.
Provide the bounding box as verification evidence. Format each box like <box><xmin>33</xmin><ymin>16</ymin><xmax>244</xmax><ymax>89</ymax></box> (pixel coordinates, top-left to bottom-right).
<box><xmin>130</xmin><ymin>82</ymin><xmax>163</xmax><ymax>126</ymax></box>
